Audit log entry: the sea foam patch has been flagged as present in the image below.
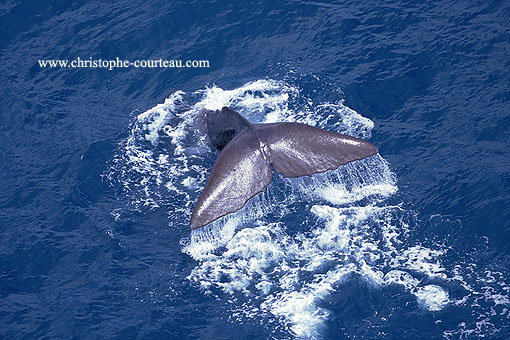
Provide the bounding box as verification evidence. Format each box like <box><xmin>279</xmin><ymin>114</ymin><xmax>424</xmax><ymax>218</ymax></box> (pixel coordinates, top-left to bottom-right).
<box><xmin>107</xmin><ymin>79</ymin><xmax>509</xmax><ymax>338</ymax></box>
<box><xmin>175</xmin><ymin>80</ymin><xmax>452</xmax><ymax>337</ymax></box>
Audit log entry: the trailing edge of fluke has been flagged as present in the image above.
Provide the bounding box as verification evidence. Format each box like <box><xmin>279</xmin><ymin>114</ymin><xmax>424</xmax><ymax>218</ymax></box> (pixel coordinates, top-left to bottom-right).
<box><xmin>190</xmin><ymin>107</ymin><xmax>378</xmax><ymax>229</ymax></box>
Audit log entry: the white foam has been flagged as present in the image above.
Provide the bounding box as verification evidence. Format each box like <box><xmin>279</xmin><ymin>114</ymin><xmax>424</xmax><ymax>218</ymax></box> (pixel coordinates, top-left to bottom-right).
<box><xmin>315</xmin><ymin>103</ymin><xmax>374</xmax><ymax>139</ymax></box>
<box><xmin>136</xmin><ymin>91</ymin><xmax>185</xmax><ymax>145</ymax></box>
<box><xmin>415</xmin><ymin>285</ymin><xmax>450</xmax><ymax>311</ymax></box>
<box><xmin>384</xmin><ymin>270</ymin><xmax>420</xmax><ymax>290</ymax></box>
<box><xmin>186</xmin><ymin>153</ymin><xmax>451</xmax><ymax>335</ymax></box>
<box><xmin>108</xmin><ymin>78</ymin><xmax>467</xmax><ymax>337</ymax></box>
<box><xmin>178</xmin><ymin>80</ymin><xmax>455</xmax><ymax>335</ymax></box>
<box><xmin>397</xmin><ymin>246</ymin><xmax>447</xmax><ymax>279</ymax></box>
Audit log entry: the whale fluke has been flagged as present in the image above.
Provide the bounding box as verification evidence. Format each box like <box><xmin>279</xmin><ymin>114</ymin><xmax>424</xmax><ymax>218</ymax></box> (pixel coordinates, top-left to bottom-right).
<box><xmin>190</xmin><ymin>129</ymin><xmax>273</xmax><ymax>230</ymax></box>
<box><xmin>190</xmin><ymin>107</ymin><xmax>378</xmax><ymax>229</ymax></box>
<box><xmin>255</xmin><ymin>122</ymin><xmax>378</xmax><ymax>178</ymax></box>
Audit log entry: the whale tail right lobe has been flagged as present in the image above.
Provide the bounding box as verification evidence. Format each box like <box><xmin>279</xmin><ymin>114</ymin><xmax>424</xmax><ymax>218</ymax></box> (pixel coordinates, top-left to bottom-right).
<box><xmin>255</xmin><ymin>122</ymin><xmax>378</xmax><ymax>178</ymax></box>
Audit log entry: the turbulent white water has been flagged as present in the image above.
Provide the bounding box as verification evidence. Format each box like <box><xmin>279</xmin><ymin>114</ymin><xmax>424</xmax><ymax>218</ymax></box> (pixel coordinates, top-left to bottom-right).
<box><xmin>107</xmin><ymin>79</ymin><xmax>509</xmax><ymax>339</ymax></box>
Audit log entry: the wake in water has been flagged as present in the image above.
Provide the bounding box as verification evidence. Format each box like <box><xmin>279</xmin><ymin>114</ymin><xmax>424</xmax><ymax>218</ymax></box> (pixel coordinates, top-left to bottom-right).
<box><xmin>106</xmin><ymin>78</ymin><xmax>509</xmax><ymax>339</ymax></box>
<box><xmin>184</xmin><ymin>154</ymin><xmax>451</xmax><ymax>338</ymax></box>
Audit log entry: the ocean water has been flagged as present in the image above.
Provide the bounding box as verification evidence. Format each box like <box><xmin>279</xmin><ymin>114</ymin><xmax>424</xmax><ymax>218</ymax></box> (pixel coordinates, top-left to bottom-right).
<box><xmin>1</xmin><ymin>1</ymin><xmax>509</xmax><ymax>339</ymax></box>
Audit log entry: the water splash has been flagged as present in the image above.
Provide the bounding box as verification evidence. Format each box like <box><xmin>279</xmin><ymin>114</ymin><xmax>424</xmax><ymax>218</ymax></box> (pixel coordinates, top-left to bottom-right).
<box><xmin>107</xmin><ymin>78</ymin><xmax>508</xmax><ymax>339</ymax></box>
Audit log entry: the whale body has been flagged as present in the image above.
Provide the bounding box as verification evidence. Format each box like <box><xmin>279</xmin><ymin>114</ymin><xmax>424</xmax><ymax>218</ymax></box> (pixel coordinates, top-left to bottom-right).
<box><xmin>190</xmin><ymin>107</ymin><xmax>378</xmax><ymax>229</ymax></box>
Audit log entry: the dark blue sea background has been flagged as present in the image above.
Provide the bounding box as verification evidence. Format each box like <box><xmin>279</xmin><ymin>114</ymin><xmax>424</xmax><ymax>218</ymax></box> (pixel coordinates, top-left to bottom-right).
<box><xmin>1</xmin><ymin>1</ymin><xmax>509</xmax><ymax>339</ymax></box>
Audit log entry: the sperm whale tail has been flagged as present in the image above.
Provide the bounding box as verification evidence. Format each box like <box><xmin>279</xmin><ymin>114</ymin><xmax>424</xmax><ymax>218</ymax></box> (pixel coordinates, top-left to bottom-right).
<box><xmin>190</xmin><ymin>109</ymin><xmax>378</xmax><ymax>230</ymax></box>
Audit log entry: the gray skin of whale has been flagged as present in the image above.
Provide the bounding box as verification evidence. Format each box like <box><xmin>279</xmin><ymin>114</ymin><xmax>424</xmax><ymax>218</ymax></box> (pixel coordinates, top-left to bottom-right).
<box><xmin>190</xmin><ymin>107</ymin><xmax>378</xmax><ymax>230</ymax></box>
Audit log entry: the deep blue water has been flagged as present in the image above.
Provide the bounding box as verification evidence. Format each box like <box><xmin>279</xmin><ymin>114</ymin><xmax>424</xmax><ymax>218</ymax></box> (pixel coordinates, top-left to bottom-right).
<box><xmin>1</xmin><ymin>0</ymin><xmax>509</xmax><ymax>339</ymax></box>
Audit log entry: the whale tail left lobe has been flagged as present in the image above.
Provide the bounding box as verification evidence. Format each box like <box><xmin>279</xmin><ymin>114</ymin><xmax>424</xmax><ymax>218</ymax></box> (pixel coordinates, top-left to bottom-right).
<box><xmin>190</xmin><ymin>129</ymin><xmax>273</xmax><ymax>229</ymax></box>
